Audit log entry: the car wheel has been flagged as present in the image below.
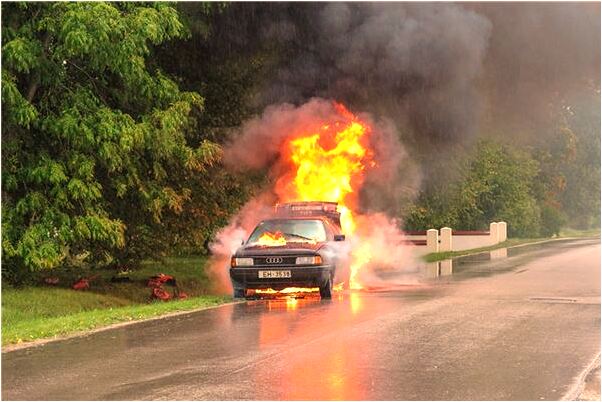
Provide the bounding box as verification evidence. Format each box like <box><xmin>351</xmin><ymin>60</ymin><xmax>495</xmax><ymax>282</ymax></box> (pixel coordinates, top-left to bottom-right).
<box><xmin>233</xmin><ymin>287</ymin><xmax>246</xmax><ymax>298</ymax></box>
<box><xmin>319</xmin><ymin>276</ymin><xmax>333</xmax><ymax>299</ymax></box>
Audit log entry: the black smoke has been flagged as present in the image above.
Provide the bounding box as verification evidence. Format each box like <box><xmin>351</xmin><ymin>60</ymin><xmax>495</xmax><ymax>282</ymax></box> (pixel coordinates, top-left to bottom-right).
<box><xmin>199</xmin><ymin>2</ymin><xmax>599</xmax><ymax>210</ymax></box>
<box><xmin>257</xmin><ymin>3</ymin><xmax>492</xmax><ymax>148</ymax></box>
<box><xmin>203</xmin><ymin>2</ymin><xmax>599</xmax><ymax>144</ymax></box>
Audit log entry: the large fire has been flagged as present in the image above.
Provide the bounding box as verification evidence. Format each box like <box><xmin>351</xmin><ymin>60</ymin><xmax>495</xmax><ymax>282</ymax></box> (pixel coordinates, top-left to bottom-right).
<box><xmin>275</xmin><ymin>103</ymin><xmax>374</xmax><ymax>289</ymax></box>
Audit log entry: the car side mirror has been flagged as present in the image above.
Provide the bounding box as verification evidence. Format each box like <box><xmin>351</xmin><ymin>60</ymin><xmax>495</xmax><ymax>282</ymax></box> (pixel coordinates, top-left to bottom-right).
<box><xmin>334</xmin><ymin>234</ymin><xmax>345</xmax><ymax>241</ymax></box>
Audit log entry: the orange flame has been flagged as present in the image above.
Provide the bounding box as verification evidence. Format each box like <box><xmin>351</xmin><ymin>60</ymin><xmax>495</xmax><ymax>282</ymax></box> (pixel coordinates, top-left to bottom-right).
<box><xmin>254</xmin><ymin>287</ymin><xmax>318</xmax><ymax>294</ymax></box>
<box><xmin>253</xmin><ymin>283</ymin><xmax>345</xmax><ymax>295</ymax></box>
<box><xmin>255</xmin><ymin>231</ymin><xmax>287</xmax><ymax>247</ymax></box>
<box><xmin>275</xmin><ymin>103</ymin><xmax>374</xmax><ymax>289</ymax></box>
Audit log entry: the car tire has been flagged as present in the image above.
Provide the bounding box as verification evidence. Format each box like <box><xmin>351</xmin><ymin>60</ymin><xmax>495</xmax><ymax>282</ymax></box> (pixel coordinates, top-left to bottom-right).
<box><xmin>319</xmin><ymin>276</ymin><xmax>333</xmax><ymax>299</ymax></box>
<box><xmin>233</xmin><ymin>287</ymin><xmax>246</xmax><ymax>298</ymax></box>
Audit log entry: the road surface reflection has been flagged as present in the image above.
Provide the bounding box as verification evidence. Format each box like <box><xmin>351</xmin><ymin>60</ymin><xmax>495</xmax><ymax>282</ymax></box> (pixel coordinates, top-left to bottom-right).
<box><xmin>225</xmin><ymin>240</ymin><xmax>596</xmax><ymax>400</ymax></box>
<box><xmin>242</xmin><ymin>292</ymin><xmax>380</xmax><ymax>400</ymax></box>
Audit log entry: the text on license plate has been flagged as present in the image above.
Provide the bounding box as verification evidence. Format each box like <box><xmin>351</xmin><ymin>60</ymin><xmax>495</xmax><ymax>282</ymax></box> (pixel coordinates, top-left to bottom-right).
<box><xmin>258</xmin><ymin>270</ymin><xmax>291</xmax><ymax>279</ymax></box>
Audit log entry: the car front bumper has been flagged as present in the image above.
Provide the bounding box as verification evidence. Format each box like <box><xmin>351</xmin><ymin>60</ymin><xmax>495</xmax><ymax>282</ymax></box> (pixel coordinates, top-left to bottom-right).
<box><xmin>229</xmin><ymin>265</ymin><xmax>333</xmax><ymax>290</ymax></box>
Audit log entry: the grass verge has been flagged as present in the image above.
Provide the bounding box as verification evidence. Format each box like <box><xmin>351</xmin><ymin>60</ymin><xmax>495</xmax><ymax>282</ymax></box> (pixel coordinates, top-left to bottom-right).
<box><xmin>424</xmin><ymin>238</ymin><xmax>541</xmax><ymax>262</ymax></box>
<box><xmin>2</xmin><ymin>256</ymin><xmax>232</xmax><ymax>347</ymax></box>
<box><xmin>558</xmin><ymin>228</ymin><xmax>601</xmax><ymax>238</ymax></box>
<box><xmin>424</xmin><ymin>229</ymin><xmax>600</xmax><ymax>263</ymax></box>
<box><xmin>2</xmin><ymin>293</ymin><xmax>230</xmax><ymax>346</ymax></box>
<box><xmin>79</xmin><ymin>256</ymin><xmax>216</xmax><ymax>304</ymax></box>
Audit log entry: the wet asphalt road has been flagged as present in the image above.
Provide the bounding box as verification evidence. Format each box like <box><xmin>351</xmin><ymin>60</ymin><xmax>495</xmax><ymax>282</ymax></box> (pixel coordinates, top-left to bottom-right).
<box><xmin>2</xmin><ymin>239</ymin><xmax>600</xmax><ymax>400</ymax></box>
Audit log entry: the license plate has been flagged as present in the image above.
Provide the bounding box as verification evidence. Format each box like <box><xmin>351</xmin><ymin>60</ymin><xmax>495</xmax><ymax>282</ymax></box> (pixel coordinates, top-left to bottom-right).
<box><xmin>258</xmin><ymin>270</ymin><xmax>291</xmax><ymax>279</ymax></box>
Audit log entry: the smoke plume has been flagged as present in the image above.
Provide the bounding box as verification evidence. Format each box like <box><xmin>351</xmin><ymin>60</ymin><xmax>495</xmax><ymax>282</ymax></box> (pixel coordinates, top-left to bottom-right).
<box><xmin>204</xmin><ymin>3</ymin><xmax>599</xmax><ymax>291</ymax></box>
<box><xmin>205</xmin><ymin>2</ymin><xmax>598</xmax><ymax>151</ymax></box>
<box><xmin>255</xmin><ymin>3</ymin><xmax>491</xmax><ymax>146</ymax></box>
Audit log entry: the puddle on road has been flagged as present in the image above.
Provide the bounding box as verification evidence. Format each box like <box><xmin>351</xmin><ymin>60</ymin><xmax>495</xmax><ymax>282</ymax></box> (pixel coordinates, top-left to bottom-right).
<box><xmin>365</xmin><ymin>237</ymin><xmax>599</xmax><ymax>287</ymax></box>
<box><xmin>416</xmin><ymin>238</ymin><xmax>600</xmax><ymax>282</ymax></box>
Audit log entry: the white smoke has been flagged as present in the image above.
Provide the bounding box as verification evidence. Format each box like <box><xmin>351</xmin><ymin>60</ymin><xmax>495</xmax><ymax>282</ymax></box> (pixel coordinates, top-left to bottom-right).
<box><xmin>207</xmin><ymin>192</ymin><xmax>276</xmax><ymax>293</ymax></box>
<box><xmin>210</xmin><ymin>99</ymin><xmax>423</xmax><ymax>292</ymax></box>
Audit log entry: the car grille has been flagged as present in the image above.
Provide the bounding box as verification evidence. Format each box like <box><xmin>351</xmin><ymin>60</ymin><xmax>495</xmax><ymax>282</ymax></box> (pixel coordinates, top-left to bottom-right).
<box><xmin>253</xmin><ymin>256</ymin><xmax>297</xmax><ymax>266</ymax></box>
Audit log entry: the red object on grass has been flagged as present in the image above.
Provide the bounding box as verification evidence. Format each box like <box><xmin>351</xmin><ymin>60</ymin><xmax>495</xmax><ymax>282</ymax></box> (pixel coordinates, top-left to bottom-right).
<box><xmin>147</xmin><ymin>278</ymin><xmax>162</xmax><ymax>288</ymax></box>
<box><xmin>147</xmin><ymin>273</ymin><xmax>175</xmax><ymax>288</ymax></box>
<box><xmin>72</xmin><ymin>278</ymin><xmax>90</xmax><ymax>290</ymax></box>
<box><xmin>152</xmin><ymin>287</ymin><xmax>171</xmax><ymax>301</ymax></box>
<box><xmin>147</xmin><ymin>273</ymin><xmax>180</xmax><ymax>301</ymax></box>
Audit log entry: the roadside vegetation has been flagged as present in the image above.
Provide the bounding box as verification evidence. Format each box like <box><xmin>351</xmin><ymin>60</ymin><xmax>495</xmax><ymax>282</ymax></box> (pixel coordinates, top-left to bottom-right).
<box><xmin>2</xmin><ymin>3</ymin><xmax>260</xmax><ymax>286</ymax></box>
<box><xmin>2</xmin><ymin>256</ymin><xmax>231</xmax><ymax>346</ymax></box>
<box><xmin>404</xmin><ymin>119</ymin><xmax>600</xmax><ymax>239</ymax></box>
<box><xmin>3</xmin><ymin>291</ymin><xmax>229</xmax><ymax>346</ymax></box>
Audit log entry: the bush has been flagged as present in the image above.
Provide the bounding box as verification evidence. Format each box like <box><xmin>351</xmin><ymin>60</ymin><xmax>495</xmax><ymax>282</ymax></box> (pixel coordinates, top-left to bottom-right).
<box><xmin>539</xmin><ymin>204</ymin><xmax>567</xmax><ymax>237</ymax></box>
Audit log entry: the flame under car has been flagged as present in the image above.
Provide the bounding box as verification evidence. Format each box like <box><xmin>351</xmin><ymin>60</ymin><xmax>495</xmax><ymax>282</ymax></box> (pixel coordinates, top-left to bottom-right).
<box><xmin>229</xmin><ymin>202</ymin><xmax>347</xmax><ymax>299</ymax></box>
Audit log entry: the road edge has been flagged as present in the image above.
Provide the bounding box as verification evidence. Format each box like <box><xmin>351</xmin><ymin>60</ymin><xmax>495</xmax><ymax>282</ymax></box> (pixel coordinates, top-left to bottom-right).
<box><xmin>562</xmin><ymin>353</ymin><xmax>601</xmax><ymax>401</ymax></box>
<box><xmin>425</xmin><ymin>235</ymin><xmax>600</xmax><ymax>263</ymax></box>
<box><xmin>505</xmin><ymin>236</ymin><xmax>600</xmax><ymax>250</ymax></box>
<box><xmin>1</xmin><ymin>300</ymin><xmax>244</xmax><ymax>354</ymax></box>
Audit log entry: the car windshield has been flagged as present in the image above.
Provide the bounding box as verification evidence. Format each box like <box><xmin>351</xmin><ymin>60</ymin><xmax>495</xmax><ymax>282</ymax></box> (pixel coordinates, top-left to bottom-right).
<box><xmin>247</xmin><ymin>219</ymin><xmax>327</xmax><ymax>244</ymax></box>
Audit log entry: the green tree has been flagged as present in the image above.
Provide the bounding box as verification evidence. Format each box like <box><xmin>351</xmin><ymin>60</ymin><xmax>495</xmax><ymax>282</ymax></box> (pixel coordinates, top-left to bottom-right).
<box><xmin>405</xmin><ymin>141</ymin><xmax>542</xmax><ymax>237</ymax></box>
<box><xmin>147</xmin><ymin>3</ymin><xmax>275</xmax><ymax>256</ymax></box>
<box><xmin>2</xmin><ymin>3</ymin><xmax>220</xmax><ymax>283</ymax></box>
<box><xmin>403</xmin><ymin>189</ymin><xmax>459</xmax><ymax>231</ymax></box>
<box><xmin>560</xmin><ymin>91</ymin><xmax>601</xmax><ymax>229</ymax></box>
<box><xmin>531</xmin><ymin>126</ymin><xmax>575</xmax><ymax>236</ymax></box>
<box><xmin>457</xmin><ymin>141</ymin><xmax>541</xmax><ymax>237</ymax></box>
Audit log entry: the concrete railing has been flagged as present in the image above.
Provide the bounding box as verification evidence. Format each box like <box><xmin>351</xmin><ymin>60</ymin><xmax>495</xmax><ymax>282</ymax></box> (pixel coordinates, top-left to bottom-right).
<box><xmin>407</xmin><ymin>221</ymin><xmax>508</xmax><ymax>255</ymax></box>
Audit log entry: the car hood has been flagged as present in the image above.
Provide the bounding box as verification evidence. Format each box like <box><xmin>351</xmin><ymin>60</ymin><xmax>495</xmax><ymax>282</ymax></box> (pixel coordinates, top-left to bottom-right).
<box><xmin>235</xmin><ymin>242</ymin><xmax>324</xmax><ymax>256</ymax></box>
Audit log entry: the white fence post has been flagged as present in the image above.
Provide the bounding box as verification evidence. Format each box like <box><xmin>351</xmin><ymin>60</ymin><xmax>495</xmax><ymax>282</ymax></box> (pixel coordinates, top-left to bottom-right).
<box><xmin>498</xmin><ymin>221</ymin><xmax>507</xmax><ymax>242</ymax></box>
<box><xmin>489</xmin><ymin>222</ymin><xmax>499</xmax><ymax>245</ymax></box>
<box><xmin>440</xmin><ymin>259</ymin><xmax>453</xmax><ymax>275</ymax></box>
<box><xmin>426</xmin><ymin>229</ymin><xmax>439</xmax><ymax>253</ymax></box>
<box><xmin>440</xmin><ymin>227</ymin><xmax>452</xmax><ymax>252</ymax></box>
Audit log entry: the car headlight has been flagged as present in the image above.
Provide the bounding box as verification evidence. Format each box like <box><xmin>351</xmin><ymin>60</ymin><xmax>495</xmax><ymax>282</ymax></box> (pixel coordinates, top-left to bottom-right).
<box><xmin>295</xmin><ymin>255</ymin><xmax>323</xmax><ymax>265</ymax></box>
<box><xmin>231</xmin><ymin>257</ymin><xmax>254</xmax><ymax>267</ymax></box>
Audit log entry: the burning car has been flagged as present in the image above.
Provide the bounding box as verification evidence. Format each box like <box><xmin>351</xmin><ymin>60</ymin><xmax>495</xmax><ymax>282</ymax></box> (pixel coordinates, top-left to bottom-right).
<box><xmin>229</xmin><ymin>201</ymin><xmax>347</xmax><ymax>299</ymax></box>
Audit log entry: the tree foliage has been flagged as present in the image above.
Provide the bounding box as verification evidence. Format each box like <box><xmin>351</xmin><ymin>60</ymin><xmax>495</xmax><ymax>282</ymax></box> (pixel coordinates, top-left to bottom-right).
<box><xmin>148</xmin><ymin>3</ymin><xmax>273</xmax><ymax>255</ymax></box>
<box><xmin>559</xmin><ymin>91</ymin><xmax>601</xmax><ymax>229</ymax></box>
<box><xmin>405</xmin><ymin>141</ymin><xmax>542</xmax><ymax>237</ymax></box>
<box><xmin>404</xmin><ymin>97</ymin><xmax>600</xmax><ymax>238</ymax></box>
<box><xmin>458</xmin><ymin>142</ymin><xmax>541</xmax><ymax>237</ymax></box>
<box><xmin>2</xmin><ymin>3</ymin><xmax>222</xmax><ymax>282</ymax></box>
